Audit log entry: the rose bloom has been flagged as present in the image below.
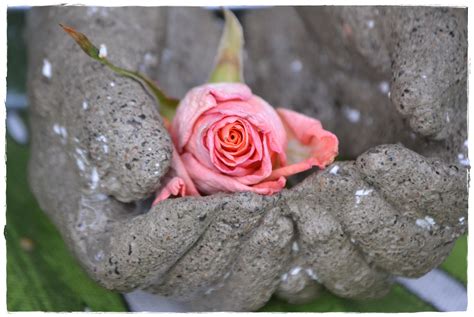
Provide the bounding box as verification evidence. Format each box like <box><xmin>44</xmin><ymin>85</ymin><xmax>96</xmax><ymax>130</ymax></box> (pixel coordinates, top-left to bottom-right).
<box><xmin>153</xmin><ymin>83</ymin><xmax>338</xmax><ymax>205</ymax></box>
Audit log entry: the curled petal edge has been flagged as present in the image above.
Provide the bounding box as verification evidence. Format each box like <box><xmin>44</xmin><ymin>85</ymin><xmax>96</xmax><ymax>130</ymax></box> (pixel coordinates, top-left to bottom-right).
<box><xmin>153</xmin><ymin>145</ymin><xmax>200</xmax><ymax>206</ymax></box>
<box><xmin>268</xmin><ymin>108</ymin><xmax>339</xmax><ymax>180</ymax></box>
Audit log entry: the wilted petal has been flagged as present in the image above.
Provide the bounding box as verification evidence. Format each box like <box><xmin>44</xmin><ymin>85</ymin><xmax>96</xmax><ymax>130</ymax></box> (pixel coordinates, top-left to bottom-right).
<box><xmin>171</xmin><ymin>83</ymin><xmax>252</xmax><ymax>151</ymax></box>
<box><xmin>269</xmin><ymin>108</ymin><xmax>338</xmax><ymax>180</ymax></box>
<box><xmin>181</xmin><ymin>152</ymin><xmax>286</xmax><ymax>195</ymax></box>
<box><xmin>153</xmin><ymin>144</ymin><xmax>199</xmax><ymax>205</ymax></box>
<box><xmin>152</xmin><ymin>177</ymin><xmax>186</xmax><ymax>206</ymax></box>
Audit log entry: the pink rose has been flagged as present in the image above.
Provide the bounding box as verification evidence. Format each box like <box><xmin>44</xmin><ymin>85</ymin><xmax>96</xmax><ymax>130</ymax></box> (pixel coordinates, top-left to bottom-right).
<box><xmin>153</xmin><ymin>83</ymin><xmax>338</xmax><ymax>205</ymax></box>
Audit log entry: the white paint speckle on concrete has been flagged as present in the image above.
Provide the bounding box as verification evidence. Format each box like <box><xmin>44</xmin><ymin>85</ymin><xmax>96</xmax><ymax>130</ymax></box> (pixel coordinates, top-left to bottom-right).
<box><xmin>90</xmin><ymin>167</ymin><xmax>100</xmax><ymax>190</ymax></box>
<box><xmin>416</xmin><ymin>219</ymin><xmax>429</xmax><ymax>229</ymax></box>
<box><xmin>204</xmin><ymin>288</ymin><xmax>215</xmax><ymax>295</ymax></box>
<box><xmin>458</xmin><ymin>153</ymin><xmax>470</xmax><ymax>166</ymax></box>
<box><xmin>96</xmin><ymin>135</ymin><xmax>109</xmax><ymax>154</ymax></box>
<box><xmin>99</xmin><ymin>44</ymin><xmax>108</xmax><ymax>58</ymax></box>
<box><xmin>59</xmin><ymin>126</ymin><xmax>67</xmax><ymax>139</ymax></box>
<box><xmin>342</xmin><ymin>106</ymin><xmax>361</xmax><ymax>123</ymax></box>
<box><xmin>366</xmin><ymin>19</ymin><xmax>375</xmax><ymax>28</ymax></box>
<box><xmin>42</xmin><ymin>59</ymin><xmax>52</xmax><ymax>78</ymax></box>
<box><xmin>329</xmin><ymin>165</ymin><xmax>340</xmax><ymax>175</ymax></box>
<box><xmin>53</xmin><ymin>123</ymin><xmax>67</xmax><ymax>142</ymax></box>
<box><xmin>290</xmin><ymin>266</ymin><xmax>302</xmax><ymax>276</ymax></box>
<box><xmin>416</xmin><ymin>216</ymin><xmax>436</xmax><ymax>230</ymax></box>
<box><xmin>290</xmin><ymin>59</ymin><xmax>303</xmax><ymax>73</ymax></box>
<box><xmin>53</xmin><ymin>123</ymin><xmax>61</xmax><ymax>135</ymax></box>
<box><xmin>292</xmin><ymin>241</ymin><xmax>300</xmax><ymax>252</ymax></box>
<box><xmin>305</xmin><ymin>268</ymin><xmax>320</xmax><ymax>282</ymax></box>
<box><xmin>425</xmin><ymin>216</ymin><xmax>436</xmax><ymax>226</ymax></box>
<box><xmin>94</xmin><ymin>250</ymin><xmax>104</xmax><ymax>261</ymax></box>
<box><xmin>355</xmin><ymin>188</ymin><xmax>373</xmax><ymax>204</ymax></box>
<box><xmin>76</xmin><ymin>158</ymin><xmax>85</xmax><ymax>171</ymax></box>
<box><xmin>355</xmin><ymin>189</ymin><xmax>373</xmax><ymax>196</ymax></box>
<box><xmin>378</xmin><ymin>81</ymin><xmax>390</xmax><ymax>94</ymax></box>
<box><xmin>144</xmin><ymin>52</ymin><xmax>157</xmax><ymax>64</ymax></box>
<box><xmin>110</xmin><ymin>82</ymin><xmax>115</xmax><ymax>87</ymax></box>
<box><xmin>82</xmin><ymin>100</ymin><xmax>89</xmax><ymax>110</ymax></box>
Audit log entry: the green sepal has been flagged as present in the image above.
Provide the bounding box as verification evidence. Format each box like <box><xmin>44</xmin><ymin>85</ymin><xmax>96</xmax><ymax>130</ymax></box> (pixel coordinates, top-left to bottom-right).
<box><xmin>208</xmin><ymin>9</ymin><xmax>244</xmax><ymax>83</ymax></box>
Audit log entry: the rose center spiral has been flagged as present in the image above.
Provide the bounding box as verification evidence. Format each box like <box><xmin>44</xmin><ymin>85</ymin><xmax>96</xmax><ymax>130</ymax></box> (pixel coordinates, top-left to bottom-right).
<box><xmin>220</xmin><ymin>123</ymin><xmax>243</xmax><ymax>146</ymax></box>
<box><xmin>208</xmin><ymin>118</ymin><xmax>262</xmax><ymax>173</ymax></box>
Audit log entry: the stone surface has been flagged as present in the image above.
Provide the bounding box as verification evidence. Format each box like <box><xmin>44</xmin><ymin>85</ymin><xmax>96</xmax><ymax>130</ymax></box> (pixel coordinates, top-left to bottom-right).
<box><xmin>27</xmin><ymin>6</ymin><xmax>467</xmax><ymax>312</ymax></box>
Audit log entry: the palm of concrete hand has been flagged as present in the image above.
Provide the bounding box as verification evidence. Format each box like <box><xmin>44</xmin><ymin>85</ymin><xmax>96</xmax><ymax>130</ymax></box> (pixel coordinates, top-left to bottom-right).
<box><xmin>27</xmin><ymin>6</ymin><xmax>467</xmax><ymax>311</ymax></box>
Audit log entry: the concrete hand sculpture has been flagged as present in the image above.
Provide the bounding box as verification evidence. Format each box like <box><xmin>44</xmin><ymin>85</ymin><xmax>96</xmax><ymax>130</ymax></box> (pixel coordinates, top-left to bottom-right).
<box><xmin>27</xmin><ymin>6</ymin><xmax>467</xmax><ymax>311</ymax></box>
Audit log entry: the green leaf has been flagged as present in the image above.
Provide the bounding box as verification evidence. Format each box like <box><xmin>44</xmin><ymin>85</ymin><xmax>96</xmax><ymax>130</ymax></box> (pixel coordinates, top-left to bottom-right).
<box><xmin>208</xmin><ymin>9</ymin><xmax>244</xmax><ymax>83</ymax></box>
<box><xmin>260</xmin><ymin>285</ymin><xmax>436</xmax><ymax>312</ymax></box>
<box><xmin>6</xmin><ymin>135</ymin><xmax>128</xmax><ymax>312</ymax></box>
<box><xmin>60</xmin><ymin>24</ymin><xmax>179</xmax><ymax>122</ymax></box>
<box><xmin>440</xmin><ymin>234</ymin><xmax>467</xmax><ymax>285</ymax></box>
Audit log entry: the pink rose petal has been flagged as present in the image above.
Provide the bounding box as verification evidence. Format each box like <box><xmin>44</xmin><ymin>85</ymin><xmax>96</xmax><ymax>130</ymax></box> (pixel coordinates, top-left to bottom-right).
<box><xmin>152</xmin><ymin>177</ymin><xmax>185</xmax><ymax>206</ymax></box>
<box><xmin>172</xmin><ymin>83</ymin><xmax>252</xmax><ymax>151</ymax></box>
<box><xmin>153</xmin><ymin>144</ymin><xmax>200</xmax><ymax>206</ymax></box>
<box><xmin>268</xmin><ymin>108</ymin><xmax>338</xmax><ymax>180</ymax></box>
<box><xmin>181</xmin><ymin>152</ymin><xmax>286</xmax><ymax>195</ymax></box>
<box><xmin>206</xmin><ymin>95</ymin><xmax>287</xmax><ymax>162</ymax></box>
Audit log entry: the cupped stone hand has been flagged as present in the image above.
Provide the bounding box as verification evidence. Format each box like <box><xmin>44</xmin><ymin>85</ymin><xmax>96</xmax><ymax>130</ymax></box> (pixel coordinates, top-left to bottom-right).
<box><xmin>27</xmin><ymin>6</ymin><xmax>467</xmax><ymax>312</ymax></box>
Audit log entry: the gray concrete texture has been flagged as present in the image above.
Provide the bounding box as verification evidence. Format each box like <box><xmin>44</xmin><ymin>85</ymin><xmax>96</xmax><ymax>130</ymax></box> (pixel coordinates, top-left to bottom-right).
<box><xmin>26</xmin><ymin>6</ymin><xmax>467</xmax><ymax>311</ymax></box>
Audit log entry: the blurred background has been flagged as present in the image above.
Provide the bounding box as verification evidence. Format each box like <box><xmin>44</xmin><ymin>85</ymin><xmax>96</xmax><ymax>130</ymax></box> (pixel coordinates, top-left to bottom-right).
<box><xmin>6</xmin><ymin>6</ymin><xmax>467</xmax><ymax>312</ymax></box>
